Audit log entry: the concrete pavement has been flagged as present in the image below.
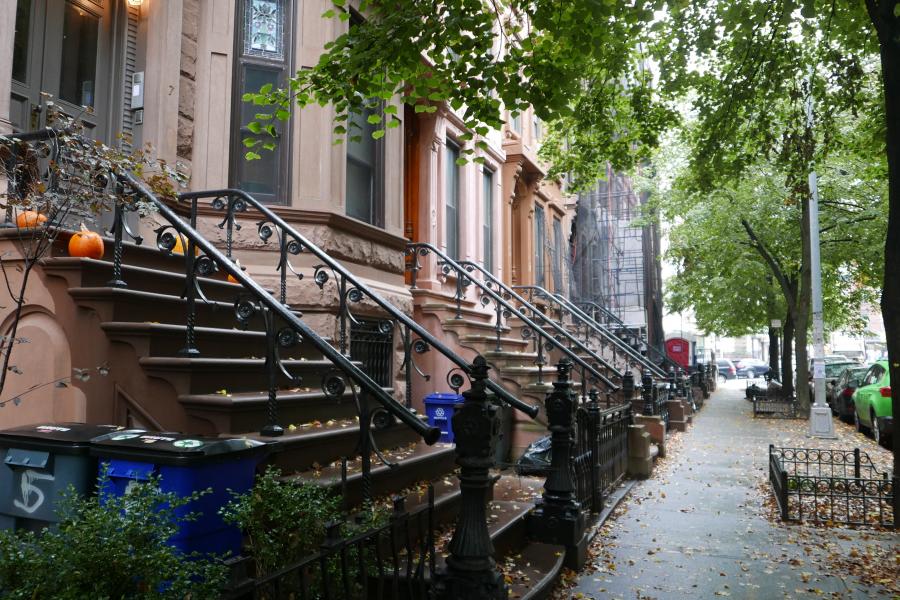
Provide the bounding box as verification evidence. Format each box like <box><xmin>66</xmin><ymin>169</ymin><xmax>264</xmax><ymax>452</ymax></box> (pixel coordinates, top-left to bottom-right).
<box><xmin>563</xmin><ymin>379</ymin><xmax>898</xmax><ymax>599</ymax></box>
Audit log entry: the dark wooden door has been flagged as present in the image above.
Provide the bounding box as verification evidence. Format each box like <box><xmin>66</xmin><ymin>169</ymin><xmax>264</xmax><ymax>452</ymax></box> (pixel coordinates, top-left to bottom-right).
<box><xmin>10</xmin><ymin>0</ymin><xmax>114</xmax><ymax>140</ymax></box>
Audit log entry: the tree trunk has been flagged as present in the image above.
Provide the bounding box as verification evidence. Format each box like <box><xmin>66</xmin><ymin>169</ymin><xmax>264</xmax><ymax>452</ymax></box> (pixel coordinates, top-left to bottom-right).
<box><xmin>866</xmin><ymin>0</ymin><xmax>900</xmax><ymax>496</ymax></box>
<box><xmin>781</xmin><ymin>311</ymin><xmax>794</xmax><ymax>399</ymax></box>
<box><xmin>766</xmin><ymin>276</ymin><xmax>779</xmax><ymax>374</ymax></box>
<box><xmin>769</xmin><ymin>326</ymin><xmax>780</xmax><ymax>376</ymax></box>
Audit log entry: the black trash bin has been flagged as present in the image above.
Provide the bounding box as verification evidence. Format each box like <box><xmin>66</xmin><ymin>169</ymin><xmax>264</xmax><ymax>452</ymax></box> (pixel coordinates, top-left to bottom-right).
<box><xmin>0</xmin><ymin>423</ymin><xmax>126</xmax><ymax>532</ymax></box>
<box><xmin>90</xmin><ymin>432</ymin><xmax>267</xmax><ymax>556</ymax></box>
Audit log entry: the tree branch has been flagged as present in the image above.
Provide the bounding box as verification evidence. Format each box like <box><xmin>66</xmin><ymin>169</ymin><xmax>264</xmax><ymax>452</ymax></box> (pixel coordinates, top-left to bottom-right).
<box><xmin>740</xmin><ymin>217</ymin><xmax>797</xmax><ymax>309</ymax></box>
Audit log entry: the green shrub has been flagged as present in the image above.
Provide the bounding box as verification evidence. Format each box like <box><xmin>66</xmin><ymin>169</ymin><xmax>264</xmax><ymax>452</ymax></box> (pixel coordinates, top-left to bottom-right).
<box><xmin>0</xmin><ymin>474</ymin><xmax>227</xmax><ymax>599</ymax></box>
<box><xmin>220</xmin><ymin>466</ymin><xmax>342</xmax><ymax>576</ymax></box>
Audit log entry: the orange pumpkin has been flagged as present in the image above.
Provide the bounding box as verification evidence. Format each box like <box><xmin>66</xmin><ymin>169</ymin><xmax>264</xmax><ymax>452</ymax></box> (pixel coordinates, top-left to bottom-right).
<box><xmin>15</xmin><ymin>210</ymin><xmax>48</xmax><ymax>228</ymax></box>
<box><xmin>226</xmin><ymin>259</ymin><xmax>243</xmax><ymax>283</ymax></box>
<box><xmin>68</xmin><ymin>224</ymin><xmax>104</xmax><ymax>259</ymax></box>
<box><xmin>172</xmin><ymin>235</ymin><xmax>199</xmax><ymax>256</ymax></box>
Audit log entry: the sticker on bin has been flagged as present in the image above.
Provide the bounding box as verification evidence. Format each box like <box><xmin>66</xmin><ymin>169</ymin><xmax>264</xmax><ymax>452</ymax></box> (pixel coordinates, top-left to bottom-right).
<box><xmin>434</xmin><ymin>408</ymin><xmax>446</xmax><ymax>418</ymax></box>
<box><xmin>137</xmin><ymin>435</ymin><xmax>177</xmax><ymax>444</ymax></box>
<box><xmin>172</xmin><ymin>439</ymin><xmax>204</xmax><ymax>449</ymax></box>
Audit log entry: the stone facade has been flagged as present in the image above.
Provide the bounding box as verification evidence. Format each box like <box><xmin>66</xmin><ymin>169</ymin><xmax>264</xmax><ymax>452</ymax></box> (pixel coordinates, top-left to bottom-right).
<box><xmin>0</xmin><ymin>0</ymin><xmax>574</xmax><ymax>426</ymax></box>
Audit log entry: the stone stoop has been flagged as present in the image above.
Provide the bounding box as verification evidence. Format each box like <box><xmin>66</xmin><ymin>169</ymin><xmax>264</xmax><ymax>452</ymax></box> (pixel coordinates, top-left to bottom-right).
<box><xmin>666</xmin><ymin>399</ymin><xmax>690</xmax><ymax>432</ymax></box>
<box><xmin>633</xmin><ymin>414</ymin><xmax>666</xmax><ymax>458</ymax></box>
<box><xmin>626</xmin><ymin>424</ymin><xmax>655</xmax><ymax>479</ymax></box>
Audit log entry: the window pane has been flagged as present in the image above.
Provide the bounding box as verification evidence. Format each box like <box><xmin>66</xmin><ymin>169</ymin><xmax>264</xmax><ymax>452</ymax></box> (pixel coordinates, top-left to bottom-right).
<box><xmin>445</xmin><ymin>143</ymin><xmax>459</xmax><ymax>259</ymax></box>
<box><xmin>244</xmin><ymin>0</ymin><xmax>285</xmax><ymax>60</ymax></box>
<box><xmin>59</xmin><ymin>2</ymin><xmax>99</xmax><ymax>107</ymax></box>
<box><xmin>241</xmin><ymin>66</ymin><xmax>280</xmax><ymax>122</ymax></box>
<box><xmin>483</xmin><ymin>170</ymin><xmax>493</xmax><ymax>273</ymax></box>
<box><xmin>534</xmin><ymin>204</ymin><xmax>545</xmax><ymax>286</ymax></box>
<box><xmin>511</xmin><ymin>113</ymin><xmax>521</xmax><ymax>132</ymax></box>
<box><xmin>346</xmin><ymin>106</ymin><xmax>379</xmax><ymax>224</ymax></box>
<box><xmin>12</xmin><ymin>0</ymin><xmax>32</xmax><ymax>83</ymax></box>
<box><xmin>237</xmin><ymin>66</ymin><xmax>280</xmax><ymax>198</ymax></box>
<box><xmin>238</xmin><ymin>140</ymin><xmax>278</xmax><ymax>195</ymax></box>
<box><xmin>552</xmin><ymin>218</ymin><xmax>563</xmax><ymax>291</ymax></box>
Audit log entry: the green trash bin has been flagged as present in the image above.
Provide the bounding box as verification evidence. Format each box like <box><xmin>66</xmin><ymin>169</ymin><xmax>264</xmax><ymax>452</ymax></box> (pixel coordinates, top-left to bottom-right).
<box><xmin>0</xmin><ymin>423</ymin><xmax>128</xmax><ymax>532</ymax></box>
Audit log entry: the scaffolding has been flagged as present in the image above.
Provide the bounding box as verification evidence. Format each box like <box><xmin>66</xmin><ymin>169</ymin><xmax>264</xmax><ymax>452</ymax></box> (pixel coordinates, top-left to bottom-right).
<box><xmin>571</xmin><ymin>171</ymin><xmax>664</xmax><ymax>349</ymax></box>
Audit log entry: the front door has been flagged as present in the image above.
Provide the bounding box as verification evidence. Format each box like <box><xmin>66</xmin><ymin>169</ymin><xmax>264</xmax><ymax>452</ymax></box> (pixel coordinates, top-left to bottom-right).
<box><xmin>10</xmin><ymin>0</ymin><xmax>114</xmax><ymax>139</ymax></box>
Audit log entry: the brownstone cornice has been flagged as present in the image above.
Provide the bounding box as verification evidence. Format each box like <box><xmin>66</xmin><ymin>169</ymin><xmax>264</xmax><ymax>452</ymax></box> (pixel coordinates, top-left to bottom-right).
<box><xmin>164</xmin><ymin>199</ymin><xmax>409</xmax><ymax>250</ymax></box>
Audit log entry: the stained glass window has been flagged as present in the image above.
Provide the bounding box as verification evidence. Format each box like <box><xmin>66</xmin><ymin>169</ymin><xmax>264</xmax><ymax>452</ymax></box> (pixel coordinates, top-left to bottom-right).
<box><xmin>244</xmin><ymin>0</ymin><xmax>284</xmax><ymax>61</ymax></box>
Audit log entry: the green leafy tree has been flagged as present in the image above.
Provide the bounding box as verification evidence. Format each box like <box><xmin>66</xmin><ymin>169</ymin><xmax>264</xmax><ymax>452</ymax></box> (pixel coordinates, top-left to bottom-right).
<box><xmin>242</xmin><ymin>0</ymin><xmax>675</xmax><ymax>178</ymax></box>
<box><xmin>658</xmin><ymin>138</ymin><xmax>884</xmax><ymax>399</ymax></box>
<box><xmin>650</xmin><ymin>1</ymin><xmax>890</xmax><ymax>412</ymax></box>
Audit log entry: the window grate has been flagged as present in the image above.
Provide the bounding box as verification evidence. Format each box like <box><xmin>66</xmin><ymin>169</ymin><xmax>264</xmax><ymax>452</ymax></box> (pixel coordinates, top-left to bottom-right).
<box><xmin>350</xmin><ymin>319</ymin><xmax>394</xmax><ymax>387</ymax></box>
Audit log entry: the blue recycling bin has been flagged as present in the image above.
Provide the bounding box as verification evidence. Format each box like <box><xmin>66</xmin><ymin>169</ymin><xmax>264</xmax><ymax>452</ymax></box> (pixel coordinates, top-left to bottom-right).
<box><xmin>90</xmin><ymin>431</ymin><xmax>266</xmax><ymax>556</ymax></box>
<box><xmin>424</xmin><ymin>393</ymin><xmax>465</xmax><ymax>443</ymax></box>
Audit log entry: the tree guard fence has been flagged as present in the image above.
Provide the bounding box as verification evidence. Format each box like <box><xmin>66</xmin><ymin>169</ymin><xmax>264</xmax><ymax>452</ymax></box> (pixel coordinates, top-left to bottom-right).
<box><xmin>769</xmin><ymin>446</ymin><xmax>895</xmax><ymax>528</ymax></box>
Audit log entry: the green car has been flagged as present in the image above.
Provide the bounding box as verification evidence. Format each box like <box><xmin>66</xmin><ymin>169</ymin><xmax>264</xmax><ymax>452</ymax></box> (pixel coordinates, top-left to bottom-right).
<box><xmin>852</xmin><ymin>360</ymin><xmax>892</xmax><ymax>446</ymax></box>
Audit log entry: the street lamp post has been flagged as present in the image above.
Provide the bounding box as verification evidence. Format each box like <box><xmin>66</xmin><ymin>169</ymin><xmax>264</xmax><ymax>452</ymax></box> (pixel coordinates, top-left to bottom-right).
<box><xmin>806</xmin><ymin>78</ymin><xmax>835</xmax><ymax>438</ymax></box>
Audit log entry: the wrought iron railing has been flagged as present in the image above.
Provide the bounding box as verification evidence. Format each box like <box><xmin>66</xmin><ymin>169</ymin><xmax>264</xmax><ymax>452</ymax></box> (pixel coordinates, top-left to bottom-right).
<box><xmin>224</xmin><ymin>486</ymin><xmax>436</xmax><ymax>599</ymax></box>
<box><xmin>115</xmin><ymin>175</ymin><xmax>438</xmax><ymax>442</ymax></box>
<box><xmin>514</xmin><ymin>285</ymin><xmax>667</xmax><ymax>379</ymax></box>
<box><xmin>769</xmin><ymin>446</ymin><xmax>894</xmax><ymax>527</ymax></box>
<box><xmin>753</xmin><ymin>396</ymin><xmax>799</xmax><ymax>418</ymax></box>
<box><xmin>168</xmin><ymin>189</ymin><xmax>538</xmax><ymax>418</ymax></box>
<box><xmin>405</xmin><ymin>243</ymin><xmax>620</xmax><ymax>398</ymax></box>
<box><xmin>173</xmin><ymin>189</ymin><xmax>538</xmax><ymax>422</ymax></box>
<box><xmin>456</xmin><ymin>261</ymin><xmax>623</xmax><ymax>387</ymax></box>
<box><xmin>574</xmin><ymin>400</ymin><xmax>631</xmax><ymax>513</ymax></box>
<box><xmin>576</xmin><ymin>300</ymin><xmax>679</xmax><ymax>371</ymax></box>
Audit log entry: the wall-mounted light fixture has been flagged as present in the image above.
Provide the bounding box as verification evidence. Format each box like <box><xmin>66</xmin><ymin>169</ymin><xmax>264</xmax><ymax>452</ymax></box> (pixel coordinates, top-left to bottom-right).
<box><xmin>126</xmin><ymin>0</ymin><xmax>143</xmax><ymax>7</ymax></box>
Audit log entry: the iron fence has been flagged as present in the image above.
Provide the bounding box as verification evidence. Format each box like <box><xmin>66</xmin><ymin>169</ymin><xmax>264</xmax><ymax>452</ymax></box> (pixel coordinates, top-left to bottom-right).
<box><xmin>225</xmin><ymin>486</ymin><xmax>436</xmax><ymax>599</ymax></box>
<box><xmin>573</xmin><ymin>403</ymin><xmax>632</xmax><ymax>513</ymax></box>
<box><xmin>769</xmin><ymin>446</ymin><xmax>895</xmax><ymax>528</ymax></box>
<box><xmin>753</xmin><ymin>398</ymin><xmax>799</xmax><ymax>418</ymax></box>
<box><xmin>350</xmin><ymin>319</ymin><xmax>394</xmax><ymax>387</ymax></box>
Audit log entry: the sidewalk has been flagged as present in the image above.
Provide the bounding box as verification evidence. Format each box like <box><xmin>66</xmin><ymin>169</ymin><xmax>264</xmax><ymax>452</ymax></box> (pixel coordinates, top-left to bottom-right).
<box><xmin>560</xmin><ymin>380</ymin><xmax>898</xmax><ymax>599</ymax></box>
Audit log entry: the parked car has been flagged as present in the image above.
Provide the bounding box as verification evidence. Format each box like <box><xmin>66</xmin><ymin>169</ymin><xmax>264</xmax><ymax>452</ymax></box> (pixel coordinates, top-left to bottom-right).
<box><xmin>808</xmin><ymin>360</ymin><xmax>857</xmax><ymax>404</ymax></box>
<box><xmin>734</xmin><ymin>358</ymin><xmax>770</xmax><ymax>379</ymax></box>
<box><xmin>716</xmin><ymin>359</ymin><xmax>737</xmax><ymax>381</ymax></box>
<box><xmin>852</xmin><ymin>360</ymin><xmax>892</xmax><ymax>446</ymax></box>
<box><xmin>828</xmin><ymin>365</ymin><xmax>870</xmax><ymax>422</ymax></box>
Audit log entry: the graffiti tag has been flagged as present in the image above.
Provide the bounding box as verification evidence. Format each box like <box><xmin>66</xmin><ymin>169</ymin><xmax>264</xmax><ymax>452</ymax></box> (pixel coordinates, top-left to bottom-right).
<box><xmin>13</xmin><ymin>469</ymin><xmax>55</xmax><ymax>514</ymax></box>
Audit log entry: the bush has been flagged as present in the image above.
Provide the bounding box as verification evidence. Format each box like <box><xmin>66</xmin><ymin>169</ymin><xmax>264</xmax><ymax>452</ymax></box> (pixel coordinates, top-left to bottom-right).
<box><xmin>0</xmin><ymin>474</ymin><xmax>227</xmax><ymax>599</ymax></box>
<box><xmin>220</xmin><ymin>466</ymin><xmax>341</xmax><ymax>577</ymax></box>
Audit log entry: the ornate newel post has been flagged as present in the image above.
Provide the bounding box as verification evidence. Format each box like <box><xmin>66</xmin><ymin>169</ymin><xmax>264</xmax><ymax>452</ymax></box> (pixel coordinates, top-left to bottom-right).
<box><xmin>621</xmin><ymin>369</ymin><xmax>635</xmax><ymax>404</ymax></box>
<box><xmin>526</xmin><ymin>359</ymin><xmax>588</xmax><ymax>569</ymax></box>
<box><xmin>667</xmin><ymin>366</ymin><xmax>677</xmax><ymax>399</ymax></box>
<box><xmin>641</xmin><ymin>369</ymin><xmax>654</xmax><ymax>415</ymax></box>
<box><xmin>434</xmin><ymin>356</ymin><xmax>507</xmax><ymax>600</ymax></box>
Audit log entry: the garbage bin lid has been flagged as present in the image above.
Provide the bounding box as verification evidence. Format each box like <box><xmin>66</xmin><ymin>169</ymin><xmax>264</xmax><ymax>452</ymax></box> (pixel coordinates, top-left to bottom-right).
<box><xmin>90</xmin><ymin>432</ymin><xmax>268</xmax><ymax>465</ymax></box>
<box><xmin>0</xmin><ymin>423</ymin><xmax>125</xmax><ymax>455</ymax></box>
<box><xmin>424</xmin><ymin>392</ymin><xmax>464</xmax><ymax>402</ymax></box>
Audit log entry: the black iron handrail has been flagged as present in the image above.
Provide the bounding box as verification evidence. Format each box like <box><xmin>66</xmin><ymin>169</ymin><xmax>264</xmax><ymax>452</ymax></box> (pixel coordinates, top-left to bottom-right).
<box><xmin>513</xmin><ymin>285</ymin><xmax>667</xmax><ymax>378</ymax></box>
<box><xmin>118</xmin><ymin>176</ymin><xmax>441</xmax><ymax>443</ymax></box>
<box><xmin>175</xmin><ymin>189</ymin><xmax>539</xmax><ymax>420</ymax></box>
<box><xmin>453</xmin><ymin>258</ymin><xmax>623</xmax><ymax>384</ymax></box>
<box><xmin>406</xmin><ymin>243</ymin><xmax>619</xmax><ymax>393</ymax></box>
<box><xmin>575</xmin><ymin>299</ymin><xmax>678</xmax><ymax>371</ymax></box>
